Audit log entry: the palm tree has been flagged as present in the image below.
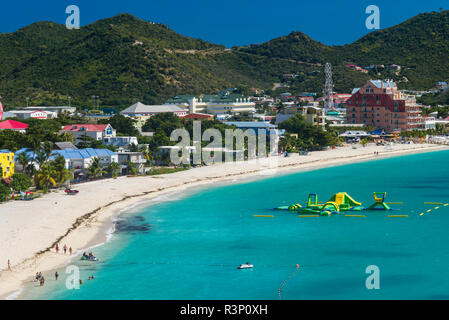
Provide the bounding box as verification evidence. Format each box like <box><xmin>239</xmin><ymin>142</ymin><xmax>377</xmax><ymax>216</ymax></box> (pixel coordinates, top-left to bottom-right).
<box><xmin>139</xmin><ymin>145</ymin><xmax>152</xmax><ymax>166</ymax></box>
<box><xmin>35</xmin><ymin>163</ymin><xmax>57</xmax><ymax>192</ymax></box>
<box><xmin>88</xmin><ymin>157</ymin><xmax>107</xmax><ymax>179</ymax></box>
<box><xmin>17</xmin><ymin>153</ymin><xmax>31</xmax><ymax>174</ymax></box>
<box><xmin>51</xmin><ymin>155</ymin><xmax>73</xmax><ymax>186</ymax></box>
<box><xmin>107</xmin><ymin>162</ymin><xmax>121</xmax><ymax>179</ymax></box>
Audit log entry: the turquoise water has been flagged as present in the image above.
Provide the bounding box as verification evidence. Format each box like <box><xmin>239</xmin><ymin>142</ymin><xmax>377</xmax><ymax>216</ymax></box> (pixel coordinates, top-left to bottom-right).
<box><xmin>23</xmin><ymin>150</ymin><xmax>449</xmax><ymax>300</ymax></box>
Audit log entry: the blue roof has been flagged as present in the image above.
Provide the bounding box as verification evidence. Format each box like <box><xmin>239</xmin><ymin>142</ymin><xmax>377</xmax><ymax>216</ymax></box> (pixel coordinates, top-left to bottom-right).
<box><xmin>53</xmin><ymin>148</ymin><xmax>117</xmax><ymax>160</ymax></box>
<box><xmin>14</xmin><ymin>148</ymin><xmax>117</xmax><ymax>161</ymax></box>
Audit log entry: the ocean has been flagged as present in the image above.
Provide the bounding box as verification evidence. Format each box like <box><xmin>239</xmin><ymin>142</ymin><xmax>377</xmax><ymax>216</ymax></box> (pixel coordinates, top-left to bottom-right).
<box><xmin>21</xmin><ymin>150</ymin><xmax>449</xmax><ymax>300</ymax></box>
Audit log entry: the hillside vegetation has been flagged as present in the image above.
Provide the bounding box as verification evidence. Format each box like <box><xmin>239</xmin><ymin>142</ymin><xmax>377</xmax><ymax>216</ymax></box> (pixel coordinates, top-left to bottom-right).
<box><xmin>1</xmin><ymin>11</ymin><xmax>448</xmax><ymax>109</ymax></box>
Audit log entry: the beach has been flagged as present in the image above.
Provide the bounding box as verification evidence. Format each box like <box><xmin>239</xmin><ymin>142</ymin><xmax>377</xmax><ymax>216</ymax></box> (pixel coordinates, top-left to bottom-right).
<box><xmin>0</xmin><ymin>143</ymin><xmax>448</xmax><ymax>299</ymax></box>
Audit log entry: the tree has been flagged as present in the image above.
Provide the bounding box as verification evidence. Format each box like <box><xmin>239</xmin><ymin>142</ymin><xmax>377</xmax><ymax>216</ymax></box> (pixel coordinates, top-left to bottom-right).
<box><xmin>106</xmin><ymin>162</ymin><xmax>121</xmax><ymax>178</ymax></box>
<box><xmin>17</xmin><ymin>153</ymin><xmax>31</xmax><ymax>174</ymax></box>
<box><xmin>51</xmin><ymin>155</ymin><xmax>72</xmax><ymax>185</ymax></box>
<box><xmin>278</xmin><ymin>114</ymin><xmax>336</xmax><ymax>150</ymax></box>
<box><xmin>99</xmin><ymin>115</ymin><xmax>139</xmax><ymax>136</ymax></box>
<box><xmin>10</xmin><ymin>173</ymin><xmax>33</xmax><ymax>192</ymax></box>
<box><xmin>0</xmin><ymin>183</ymin><xmax>11</xmax><ymax>202</ymax></box>
<box><xmin>87</xmin><ymin>157</ymin><xmax>107</xmax><ymax>179</ymax></box>
<box><xmin>360</xmin><ymin>138</ymin><xmax>369</xmax><ymax>147</ymax></box>
<box><xmin>35</xmin><ymin>163</ymin><xmax>57</xmax><ymax>192</ymax></box>
<box><xmin>139</xmin><ymin>145</ymin><xmax>152</xmax><ymax>166</ymax></box>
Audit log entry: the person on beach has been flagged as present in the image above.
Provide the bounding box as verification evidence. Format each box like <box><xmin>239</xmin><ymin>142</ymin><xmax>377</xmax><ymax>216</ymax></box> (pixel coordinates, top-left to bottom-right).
<box><xmin>7</xmin><ymin>259</ymin><xmax>11</xmax><ymax>271</ymax></box>
<box><xmin>55</xmin><ymin>271</ymin><xmax>59</xmax><ymax>281</ymax></box>
<box><xmin>55</xmin><ymin>244</ymin><xmax>59</xmax><ymax>254</ymax></box>
<box><xmin>63</xmin><ymin>244</ymin><xmax>67</xmax><ymax>254</ymax></box>
<box><xmin>69</xmin><ymin>247</ymin><xmax>73</xmax><ymax>255</ymax></box>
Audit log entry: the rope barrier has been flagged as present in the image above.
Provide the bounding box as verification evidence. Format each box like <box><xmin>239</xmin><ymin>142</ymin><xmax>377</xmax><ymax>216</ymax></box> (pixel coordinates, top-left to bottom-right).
<box><xmin>278</xmin><ymin>265</ymin><xmax>300</xmax><ymax>300</ymax></box>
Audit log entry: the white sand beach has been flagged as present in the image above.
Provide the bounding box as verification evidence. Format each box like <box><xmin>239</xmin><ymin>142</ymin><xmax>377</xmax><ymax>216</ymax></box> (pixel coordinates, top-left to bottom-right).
<box><xmin>0</xmin><ymin>143</ymin><xmax>448</xmax><ymax>299</ymax></box>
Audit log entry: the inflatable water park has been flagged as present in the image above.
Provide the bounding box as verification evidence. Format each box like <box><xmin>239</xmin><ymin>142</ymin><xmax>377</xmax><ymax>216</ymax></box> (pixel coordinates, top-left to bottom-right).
<box><xmin>275</xmin><ymin>192</ymin><xmax>395</xmax><ymax>216</ymax></box>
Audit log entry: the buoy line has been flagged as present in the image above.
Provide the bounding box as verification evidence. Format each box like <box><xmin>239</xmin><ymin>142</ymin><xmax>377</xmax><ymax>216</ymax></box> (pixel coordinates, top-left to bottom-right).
<box><xmin>278</xmin><ymin>265</ymin><xmax>300</xmax><ymax>300</ymax></box>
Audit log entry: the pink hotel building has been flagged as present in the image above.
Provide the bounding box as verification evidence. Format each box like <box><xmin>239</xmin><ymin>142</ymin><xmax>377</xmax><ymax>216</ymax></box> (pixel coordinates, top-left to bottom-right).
<box><xmin>345</xmin><ymin>80</ymin><xmax>424</xmax><ymax>131</ymax></box>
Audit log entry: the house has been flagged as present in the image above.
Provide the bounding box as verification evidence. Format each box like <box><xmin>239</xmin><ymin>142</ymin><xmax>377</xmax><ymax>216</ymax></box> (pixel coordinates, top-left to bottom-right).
<box><xmin>53</xmin><ymin>148</ymin><xmax>118</xmax><ymax>171</ymax></box>
<box><xmin>14</xmin><ymin>148</ymin><xmax>118</xmax><ymax>177</ymax></box>
<box><xmin>6</xmin><ymin>110</ymin><xmax>57</xmax><ymax>120</ymax></box>
<box><xmin>118</xmin><ymin>152</ymin><xmax>148</xmax><ymax>175</ymax></box>
<box><xmin>0</xmin><ymin>150</ymin><xmax>15</xmax><ymax>178</ymax></box>
<box><xmin>62</xmin><ymin>124</ymin><xmax>116</xmax><ymax>145</ymax></box>
<box><xmin>0</xmin><ymin>120</ymin><xmax>29</xmax><ymax>133</ymax></box>
<box><xmin>103</xmin><ymin>136</ymin><xmax>139</xmax><ymax>148</ymax></box>
<box><xmin>436</xmin><ymin>82</ymin><xmax>448</xmax><ymax>90</ymax></box>
<box><xmin>345</xmin><ymin>80</ymin><xmax>425</xmax><ymax>131</ymax></box>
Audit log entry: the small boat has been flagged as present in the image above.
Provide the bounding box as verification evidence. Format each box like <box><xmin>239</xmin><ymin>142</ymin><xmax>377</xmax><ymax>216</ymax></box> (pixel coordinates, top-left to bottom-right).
<box><xmin>65</xmin><ymin>188</ymin><xmax>79</xmax><ymax>195</ymax></box>
<box><xmin>237</xmin><ymin>263</ymin><xmax>254</xmax><ymax>269</ymax></box>
<box><xmin>81</xmin><ymin>253</ymin><xmax>98</xmax><ymax>262</ymax></box>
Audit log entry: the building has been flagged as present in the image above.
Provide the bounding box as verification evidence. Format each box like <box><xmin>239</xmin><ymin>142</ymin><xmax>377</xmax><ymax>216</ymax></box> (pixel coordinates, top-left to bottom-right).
<box><xmin>62</xmin><ymin>124</ymin><xmax>116</xmax><ymax>144</ymax></box>
<box><xmin>103</xmin><ymin>136</ymin><xmax>139</xmax><ymax>148</ymax></box>
<box><xmin>0</xmin><ymin>120</ymin><xmax>29</xmax><ymax>133</ymax></box>
<box><xmin>24</xmin><ymin>106</ymin><xmax>76</xmax><ymax>114</ymax></box>
<box><xmin>333</xmin><ymin>94</ymin><xmax>352</xmax><ymax>105</ymax></box>
<box><xmin>423</xmin><ymin>116</ymin><xmax>436</xmax><ymax>130</ymax></box>
<box><xmin>0</xmin><ymin>150</ymin><xmax>15</xmax><ymax>178</ymax></box>
<box><xmin>436</xmin><ymin>82</ymin><xmax>448</xmax><ymax>90</ymax></box>
<box><xmin>118</xmin><ymin>152</ymin><xmax>147</xmax><ymax>175</ymax></box>
<box><xmin>14</xmin><ymin>148</ymin><xmax>118</xmax><ymax>176</ymax></box>
<box><xmin>120</xmin><ymin>102</ymin><xmax>187</xmax><ymax>118</ymax></box>
<box><xmin>53</xmin><ymin>148</ymin><xmax>118</xmax><ymax>171</ymax></box>
<box><xmin>165</xmin><ymin>93</ymin><xmax>256</xmax><ymax>115</ymax></box>
<box><xmin>222</xmin><ymin>121</ymin><xmax>284</xmax><ymax>136</ymax></box>
<box><xmin>6</xmin><ymin>110</ymin><xmax>58</xmax><ymax>120</ymax></box>
<box><xmin>345</xmin><ymin>80</ymin><xmax>424</xmax><ymax>131</ymax></box>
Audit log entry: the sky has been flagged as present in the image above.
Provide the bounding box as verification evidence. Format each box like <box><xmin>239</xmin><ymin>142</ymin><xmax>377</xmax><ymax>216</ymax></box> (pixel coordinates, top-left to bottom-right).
<box><xmin>0</xmin><ymin>0</ymin><xmax>446</xmax><ymax>47</ymax></box>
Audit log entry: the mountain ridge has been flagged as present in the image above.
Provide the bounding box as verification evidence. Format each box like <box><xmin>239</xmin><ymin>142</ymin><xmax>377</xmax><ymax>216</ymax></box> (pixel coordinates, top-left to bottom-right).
<box><xmin>0</xmin><ymin>11</ymin><xmax>448</xmax><ymax>109</ymax></box>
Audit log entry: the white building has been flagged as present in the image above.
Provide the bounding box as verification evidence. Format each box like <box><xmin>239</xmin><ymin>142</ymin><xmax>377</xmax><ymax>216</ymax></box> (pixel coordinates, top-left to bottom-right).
<box><xmin>7</xmin><ymin>110</ymin><xmax>58</xmax><ymax>120</ymax></box>
<box><xmin>120</xmin><ymin>102</ymin><xmax>187</xmax><ymax>117</ymax></box>
<box><xmin>62</xmin><ymin>124</ymin><xmax>116</xmax><ymax>145</ymax></box>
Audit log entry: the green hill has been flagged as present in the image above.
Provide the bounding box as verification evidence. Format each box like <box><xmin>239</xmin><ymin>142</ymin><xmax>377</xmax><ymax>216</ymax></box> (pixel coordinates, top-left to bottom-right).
<box><xmin>1</xmin><ymin>11</ymin><xmax>449</xmax><ymax>109</ymax></box>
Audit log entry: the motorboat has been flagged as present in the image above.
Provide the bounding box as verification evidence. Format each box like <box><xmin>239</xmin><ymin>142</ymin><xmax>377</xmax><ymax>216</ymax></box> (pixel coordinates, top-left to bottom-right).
<box><xmin>237</xmin><ymin>263</ymin><xmax>254</xmax><ymax>269</ymax></box>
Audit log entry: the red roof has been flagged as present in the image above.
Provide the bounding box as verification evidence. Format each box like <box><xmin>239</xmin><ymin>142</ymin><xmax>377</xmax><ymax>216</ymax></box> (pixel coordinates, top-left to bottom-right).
<box><xmin>62</xmin><ymin>124</ymin><xmax>109</xmax><ymax>132</ymax></box>
<box><xmin>182</xmin><ymin>113</ymin><xmax>214</xmax><ymax>119</ymax></box>
<box><xmin>0</xmin><ymin>119</ymin><xmax>29</xmax><ymax>130</ymax></box>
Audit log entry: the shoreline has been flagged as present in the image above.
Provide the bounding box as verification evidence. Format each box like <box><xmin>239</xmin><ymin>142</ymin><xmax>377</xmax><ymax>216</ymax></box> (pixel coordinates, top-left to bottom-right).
<box><xmin>1</xmin><ymin>143</ymin><xmax>448</xmax><ymax>299</ymax></box>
